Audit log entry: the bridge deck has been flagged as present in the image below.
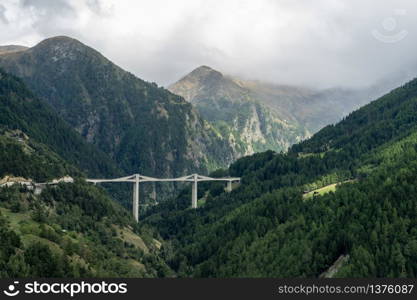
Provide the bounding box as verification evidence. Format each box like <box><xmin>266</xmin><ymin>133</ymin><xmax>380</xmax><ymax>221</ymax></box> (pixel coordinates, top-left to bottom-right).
<box><xmin>86</xmin><ymin>173</ymin><xmax>241</xmax><ymax>222</ymax></box>
<box><xmin>87</xmin><ymin>174</ymin><xmax>240</xmax><ymax>183</ymax></box>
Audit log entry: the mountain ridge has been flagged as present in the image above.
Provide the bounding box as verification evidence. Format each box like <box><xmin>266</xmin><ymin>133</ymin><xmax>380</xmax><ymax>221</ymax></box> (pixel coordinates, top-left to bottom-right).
<box><xmin>0</xmin><ymin>37</ymin><xmax>238</xmax><ymax>194</ymax></box>
<box><xmin>169</xmin><ymin>65</ymin><xmax>309</xmax><ymax>156</ymax></box>
<box><xmin>171</xmin><ymin>65</ymin><xmax>402</xmax><ymax>137</ymax></box>
<box><xmin>147</xmin><ymin>74</ymin><xmax>417</xmax><ymax>277</ymax></box>
<box><xmin>0</xmin><ymin>45</ymin><xmax>28</xmax><ymax>55</ymax></box>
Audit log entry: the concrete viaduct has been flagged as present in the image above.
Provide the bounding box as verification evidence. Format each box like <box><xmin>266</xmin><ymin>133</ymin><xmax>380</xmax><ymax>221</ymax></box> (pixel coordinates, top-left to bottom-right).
<box><xmin>87</xmin><ymin>174</ymin><xmax>240</xmax><ymax>222</ymax></box>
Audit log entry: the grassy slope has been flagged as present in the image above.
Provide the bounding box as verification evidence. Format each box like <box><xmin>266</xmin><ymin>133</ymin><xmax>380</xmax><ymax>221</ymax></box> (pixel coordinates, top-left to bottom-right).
<box><xmin>0</xmin><ymin>178</ymin><xmax>173</xmax><ymax>278</ymax></box>
<box><xmin>0</xmin><ymin>129</ymin><xmax>172</xmax><ymax>277</ymax></box>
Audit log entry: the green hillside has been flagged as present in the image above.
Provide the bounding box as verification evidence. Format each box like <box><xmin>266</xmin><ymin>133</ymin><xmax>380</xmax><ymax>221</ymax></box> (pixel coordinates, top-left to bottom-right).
<box><xmin>0</xmin><ymin>181</ymin><xmax>172</xmax><ymax>277</ymax></box>
<box><xmin>0</xmin><ymin>69</ymin><xmax>119</xmax><ymax>178</ymax></box>
<box><xmin>2</xmin><ymin>40</ymin><xmax>417</xmax><ymax>278</ymax></box>
<box><xmin>145</xmin><ymin>77</ymin><xmax>417</xmax><ymax>277</ymax></box>
<box><xmin>0</xmin><ymin>70</ymin><xmax>172</xmax><ymax>278</ymax></box>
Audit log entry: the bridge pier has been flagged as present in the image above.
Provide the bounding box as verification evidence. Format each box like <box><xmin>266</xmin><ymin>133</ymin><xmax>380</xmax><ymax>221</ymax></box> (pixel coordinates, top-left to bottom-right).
<box><xmin>226</xmin><ymin>181</ymin><xmax>232</xmax><ymax>192</ymax></box>
<box><xmin>191</xmin><ymin>174</ymin><xmax>198</xmax><ymax>209</ymax></box>
<box><xmin>133</xmin><ymin>174</ymin><xmax>139</xmax><ymax>222</ymax></box>
<box><xmin>86</xmin><ymin>173</ymin><xmax>240</xmax><ymax>222</ymax></box>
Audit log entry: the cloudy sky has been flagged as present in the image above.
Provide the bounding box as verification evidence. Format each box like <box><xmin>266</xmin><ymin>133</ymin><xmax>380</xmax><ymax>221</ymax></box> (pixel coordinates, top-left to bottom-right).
<box><xmin>1</xmin><ymin>0</ymin><xmax>416</xmax><ymax>88</ymax></box>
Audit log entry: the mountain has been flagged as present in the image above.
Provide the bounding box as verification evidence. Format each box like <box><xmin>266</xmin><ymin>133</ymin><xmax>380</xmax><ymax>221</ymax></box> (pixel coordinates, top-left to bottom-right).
<box><xmin>0</xmin><ymin>37</ymin><xmax>236</xmax><ymax>185</ymax></box>
<box><xmin>145</xmin><ymin>76</ymin><xmax>417</xmax><ymax>277</ymax></box>
<box><xmin>0</xmin><ymin>45</ymin><xmax>28</xmax><ymax>55</ymax></box>
<box><xmin>241</xmin><ymin>80</ymin><xmax>395</xmax><ymax>133</ymax></box>
<box><xmin>0</xmin><ymin>68</ymin><xmax>119</xmax><ymax>178</ymax></box>
<box><xmin>169</xmin><ymin>66</ymin><xmax>309</xmax><ymax>156</ymax></box>
<box><xmin>0</xmin><ymin>69</ymin><xmax>172</xmax><ymax>277</ymax></box>
<box><xmin>170</xmin><ymin>66</ymin><xmax>397</xmax><ymax>153</ymax></box>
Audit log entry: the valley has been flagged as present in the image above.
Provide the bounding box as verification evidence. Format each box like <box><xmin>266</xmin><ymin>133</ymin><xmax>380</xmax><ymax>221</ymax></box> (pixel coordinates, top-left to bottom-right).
<box><xmin>0</xmin><ymin>35</ymin><xmax>416</xmax><ymax>279</ymax></box>
<box><xmin>0</xmin><ymin>37</ymin><xmax>238</xmax><ymax>204</ymax></box>
<box><xmin>144</xmin><ymin>76</ymin><xmax>417</xmax><ymax>277</ymax></box>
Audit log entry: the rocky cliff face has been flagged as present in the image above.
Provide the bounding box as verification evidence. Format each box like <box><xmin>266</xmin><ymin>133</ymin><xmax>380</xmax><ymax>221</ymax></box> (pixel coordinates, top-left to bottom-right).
<box><xmin>170</xmin><ymin>65</ymin><xmax>396</xmax><ymax>157</ymax></box>
<box><xmin>0</xmin><ymin>37</ymin><xmax>236</xmax><ymax>180</ymax></box>
<box><xmin>169</xmin><ymin>66</ymin><xmax>309</xmax><ymax>157</ymax></box>
<box><xmin>229</xmin><ymin>77</ymin><xmax>393</xmax><ymax>133</ymax></box>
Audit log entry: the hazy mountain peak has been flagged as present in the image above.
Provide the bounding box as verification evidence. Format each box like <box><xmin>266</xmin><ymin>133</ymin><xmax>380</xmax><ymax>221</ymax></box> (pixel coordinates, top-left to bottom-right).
<box><xmin>190</xmin><ymin>65</ymin><xmax>222</xmax><ymax>76</ymax></box>
<box><xmin>0</xmin><ymin>45</ymin><xmax>28</xmax><ymax>55</ymax></box>
<box><xmin>180</xmin><ymin>65</ymin><xmax>224</xmax><ymax>86</ymax></box>
<box><xmin>37</xmin><ymin>35</ymin><xmax>81</xmax><ymax>45</ymax></box>
<box><xmin>29</xmin><ymin>36</ymin><xmax>97</xmax><ymax>63</ymax></box>
<box><xmin>169</xmin><ymin>65</ymin><xmax>309</xmax><ymax>156</ymax></box>
<box><xmin>169</xmin><ymin>65</ymin><xmax>240</xmax><ymax>103</ymax></box>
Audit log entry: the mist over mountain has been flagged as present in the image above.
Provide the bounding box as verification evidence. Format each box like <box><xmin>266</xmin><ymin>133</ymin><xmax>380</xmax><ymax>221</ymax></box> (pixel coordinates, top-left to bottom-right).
<box><xmin>171</xmin><ymin>65</ymin><xmax>410</xmax><ymax>137</ymax></box>
<box><xmin>169</xmin><ymin>66</ymin><xmax>309</xmax><ymax>156</ymax></box>
<box><xmin>4</xmin><ymin>0</ymin><xmax>417</xmax><ymax>89</ymax></box>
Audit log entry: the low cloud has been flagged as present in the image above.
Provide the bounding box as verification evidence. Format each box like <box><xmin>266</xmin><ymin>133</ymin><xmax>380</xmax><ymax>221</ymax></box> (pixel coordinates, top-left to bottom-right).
<box><xmin>0</xmin><ymin>0</ymin><xmax>417</xmax><ymax>88</ymax></box>
<box><xmin>0</xmin><ymin>4</ymin><xmax>8</xmax><ymax>24</ymax></box>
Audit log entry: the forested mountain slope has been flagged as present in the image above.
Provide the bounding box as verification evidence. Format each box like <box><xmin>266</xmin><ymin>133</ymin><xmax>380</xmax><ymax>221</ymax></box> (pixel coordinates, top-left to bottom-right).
<box><xmin>145</xmin><ymin>76</ymin><xmax>417</xmax><ymax>277</ymax></box>
<box><xmin>0</xmin><ymin>69</ymin><xmax>119</xmax><ymax>178</ymax></box>
<box><xmin>0</xmin><ymin>70</ymin><xmax>172</xmax><ymax>277</ymax></box>
<box><xmin>291</xmin><ymin>78</ymin><xmax>417</xmax><ymax>156</ymax></box>
<box><xmin>0</xmin><ymin>37</ymin><xmax>236</xmax><ymax>180</ymax></box>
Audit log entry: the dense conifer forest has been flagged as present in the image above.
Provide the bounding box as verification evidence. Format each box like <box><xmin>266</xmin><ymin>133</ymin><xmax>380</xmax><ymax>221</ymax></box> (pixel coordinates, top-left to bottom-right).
<box><xmin>2</xmin><ymin>65</ymin><xmax>417</xmax><ymax>278</ymax></box>
<box><xmin>144</xmin><ymin>78</ymin><xmax>417</xmax><ymax>277</ymax></box>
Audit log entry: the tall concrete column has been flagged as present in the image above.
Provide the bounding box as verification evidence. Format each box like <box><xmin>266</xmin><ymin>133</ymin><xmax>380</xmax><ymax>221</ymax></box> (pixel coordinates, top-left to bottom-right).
<box><xmin>133</xmin><ymin>174</ymin><xmax>139</xmax><ymax>222</ymax></box>
<box><xmin>226</xmin><ymin>181</ymin><xmax>232</xmax><ymax>192</ymax></box>
<box><xmin>191</xmin><ymin>174</ymin><xmax>198</xmax><ymax>209</ymax></box>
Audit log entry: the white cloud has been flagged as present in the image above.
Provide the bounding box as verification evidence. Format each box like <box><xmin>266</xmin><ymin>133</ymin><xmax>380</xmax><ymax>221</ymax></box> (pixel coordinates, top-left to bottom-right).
<box><xmin>0</xmin><ymin>0</ymin><xmax>416</xmax><ymax>88</ymax></box>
